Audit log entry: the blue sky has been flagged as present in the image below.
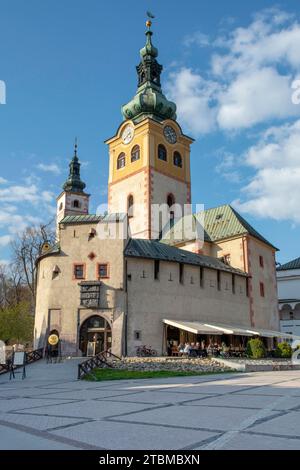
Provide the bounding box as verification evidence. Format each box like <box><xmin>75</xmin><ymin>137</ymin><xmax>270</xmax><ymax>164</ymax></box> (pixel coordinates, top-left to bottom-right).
<box><xmin>1</xmin><ymin>0</ymin><xmax>300</xmax><ymax>264</ymax></box>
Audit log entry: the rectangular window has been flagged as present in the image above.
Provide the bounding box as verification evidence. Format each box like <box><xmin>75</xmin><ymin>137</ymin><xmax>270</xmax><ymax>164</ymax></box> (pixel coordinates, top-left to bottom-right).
<box><xmin>232</xmin><ymin>274</ymin><xmax>236</xmax><ymax>294</ymax></box>
<box><xmin>179</xmin><ymin>263</ymin><xmax>184</xmax><ymax>284</ymax></box>
<box><xmin>74</xmin><ymin>264</ymin><xmax>84</xmax><ymax>279</ymax></box>
<box><xmin>259</xmin><ymin>255</ymin><xmax>264</xmax><ymax>268</ymax></box>
<box><xmin>154</xmin><ymin>260</ymin><xmax>160</xmax><ymax>280</ymax></box>
<box><xmin>260</xmin><ymin>282</ymin><xmax>265</xmax><ymax>297</ymax></box>
<box><xmin>217</xmin><ymin>271</ymin><xmax>221</xmax><ymax>291</ymax></box>
<box><xmin>98</xmin><ymin>263</ymin><xmax>109</xmax><ymax>279</ymax></box>
<box><xmin>200</xmin><ymin>267</ymin><xmax>204</xmax><ymax>288</ymax></box>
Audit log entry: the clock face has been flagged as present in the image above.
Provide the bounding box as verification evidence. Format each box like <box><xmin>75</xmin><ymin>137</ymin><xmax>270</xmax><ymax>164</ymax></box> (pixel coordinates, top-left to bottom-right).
<box><xmin>122</xmin><ymin>124</ymin><xmax>134</xmax><ymax>144</ymax></box>
<box><xmin>163</xmin><ymin>125</ymin><xmax>177</xmax><ymax>144</ymax></box>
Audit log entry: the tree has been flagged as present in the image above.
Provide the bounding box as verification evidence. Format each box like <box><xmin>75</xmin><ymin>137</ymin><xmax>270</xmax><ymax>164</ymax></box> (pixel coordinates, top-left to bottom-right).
<box><xmin>0</xmin><ymin>263</ymin><xmax>28</xmax><ymax>307</ymax></box>
<box><xmin>10</xmin><ymin>221</ymin><xmax>55</xmax><ymax>307</ymax></box>
<box><xmin>0</xmin><ymin>302</ymin><xmax>34</xmax><ymax>345</ymax></box>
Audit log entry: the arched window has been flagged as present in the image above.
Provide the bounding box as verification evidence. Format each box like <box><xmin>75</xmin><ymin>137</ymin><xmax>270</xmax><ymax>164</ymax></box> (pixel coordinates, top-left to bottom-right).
<box><xmin>59</xmin><ymin>202</ymin><xmax>63</xmax><ymax>211</ymax></box>
<box><xmin>117</xmin><ymin>152</ymin><xmax>126</xmax><ymax>169</ymax></box>
<box><xmin>73</xmin><ymin>200</ymin><xmax>80</xmax><ymax>208</ymax></box>
<box><xmin>131</xmin><ymin>145</ymin><xmax>140</xmax><ymax>162</ymax></box>
<box><xmin>167</xmin><ymin>194</ymin><xmax>175</xmax><ymax>228</ymax></box>
<box><xmin>167</xmin><ymin>194</ymin><xmax>175</xmax><ymax>208</ymax></box>
<box><xmin>173</xmin><ymin>151</ymin><xmax>182</xmax><ymax>168</ymax></box>
<box><xmin>128</xmin><ymin>194</ymin><xmax>134</xmax><ymax>218</ymax></box>
<box><xmin>158</xmin><ymin>144</ymin><xmax>167</xmax><ymax>162</ymax></box>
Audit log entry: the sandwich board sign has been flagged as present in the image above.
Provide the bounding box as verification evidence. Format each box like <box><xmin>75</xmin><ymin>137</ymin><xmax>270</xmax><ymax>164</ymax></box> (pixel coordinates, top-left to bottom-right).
<box><xmin>10</xmin><ymin>351</ymin><xmax>26</xmax><ymax>380</ymax></box>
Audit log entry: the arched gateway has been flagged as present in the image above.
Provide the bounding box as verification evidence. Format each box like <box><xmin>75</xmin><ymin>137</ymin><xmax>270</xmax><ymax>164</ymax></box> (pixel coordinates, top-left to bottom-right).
<box><xmin>79</xmin><ymin>315</ymin><xmax>112</xmax><ymax>356</ymax></box>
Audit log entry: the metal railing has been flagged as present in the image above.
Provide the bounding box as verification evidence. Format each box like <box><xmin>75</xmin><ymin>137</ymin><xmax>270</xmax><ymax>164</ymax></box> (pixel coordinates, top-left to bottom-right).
<box><xmin>0</xmin><ymin>347</ymin><xmax>44</xmax><ymax>375</ymax></box>
<box><xmin>78</xmin><ymin>350</ymin><xmax>121</xmax><ymax>380</ymax></box>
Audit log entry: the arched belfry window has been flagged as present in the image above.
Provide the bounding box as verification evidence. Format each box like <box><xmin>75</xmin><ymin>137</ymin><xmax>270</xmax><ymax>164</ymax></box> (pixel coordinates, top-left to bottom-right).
<box><xmin>73</xmin><ymin>200</ymin><xmax>80</xmax><ymax>208</ymax></box>
<box><xmin>173</xmin><ymin>151</ymin><xmax>182</xmax><ymax>168</ymax></box>
<box><xmin>167</xmin><ymin>194</ymin><xmax>175</xmax><ymax>208</ymax></box>
<box><xmin>158</xmin><ymin>144</ymin><xmax>167</xmax><ymax>162</ymax></box>
<box><xmin>117</xmin><ymin>152</ymin><xmax>126</xmax><ymax>169</ymax></box>
<box><xmin>128</xmin><ymin>194</ymin><xmax>134</xmax><ymax>218</ymax></box>
<box><xmin>131</xmin><ymin>145</ymin><xmax>140</xmax><ymax>162</ymax></box>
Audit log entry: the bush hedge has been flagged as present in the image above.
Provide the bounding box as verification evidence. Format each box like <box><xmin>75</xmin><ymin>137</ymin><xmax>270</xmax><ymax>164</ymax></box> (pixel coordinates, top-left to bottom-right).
<box><xmin>246</xmin><ymin>338</ymin><xmax>266</xmax><ymax>359</ymax></box>
<box><xmin>275</xmin><ymin>342</ymin><xmax>292</xmax><ymax>358</ymax></box>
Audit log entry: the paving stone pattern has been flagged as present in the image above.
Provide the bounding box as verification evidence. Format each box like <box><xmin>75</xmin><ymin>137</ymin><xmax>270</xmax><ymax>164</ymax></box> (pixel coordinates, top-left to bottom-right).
<box><xmin>0</xmin><ymin>359</ymin><xmax>300</xmax><ymax>450</ymax></box>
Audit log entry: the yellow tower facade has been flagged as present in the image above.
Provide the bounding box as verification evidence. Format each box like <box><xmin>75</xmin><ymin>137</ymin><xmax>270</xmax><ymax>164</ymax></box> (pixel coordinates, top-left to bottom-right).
<box><xmin>105</xmin><ymin>23</ymin><xmax>193</xmax><ymax>239</ymax></box>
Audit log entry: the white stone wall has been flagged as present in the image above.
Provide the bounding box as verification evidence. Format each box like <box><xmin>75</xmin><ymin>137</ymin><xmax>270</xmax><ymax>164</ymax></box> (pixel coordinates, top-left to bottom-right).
<box><xmin>34</xmin><ymin>221</ymin><xmax>127</xmax><ymax>356</ymax></box>
<box><xmin>108</xmin><ymin>171</ymin><xmax>150</xmax><ymax>239</ymax></box>
<box><xmin>126</xmin><ymin>258</ymin><xmax>249</xmax><ymax>355</ymax></box>
<box><xmin>277</xmin><ymin>268</ymin><xmax>300</xmax><ymax>300</ymax></box>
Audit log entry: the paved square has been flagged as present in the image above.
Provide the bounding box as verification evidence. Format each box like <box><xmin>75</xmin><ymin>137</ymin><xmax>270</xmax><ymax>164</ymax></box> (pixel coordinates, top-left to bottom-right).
<box><xmin>0</xmin><ymin>359</ymin><xmax>300</xmax><ymax>450</ymax></box>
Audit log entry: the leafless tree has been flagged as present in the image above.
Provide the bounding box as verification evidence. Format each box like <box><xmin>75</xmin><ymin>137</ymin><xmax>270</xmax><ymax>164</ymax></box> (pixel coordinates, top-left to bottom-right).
<box><xmin>10</xmin><ymin>221</ymin><xmax>55</xmax><ymax>307</ymax></box>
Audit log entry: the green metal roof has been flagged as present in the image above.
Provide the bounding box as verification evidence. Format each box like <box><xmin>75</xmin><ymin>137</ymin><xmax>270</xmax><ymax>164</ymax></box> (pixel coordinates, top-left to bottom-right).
<box><xmin>125</xmin><ymin>238</ymin><xmax>247</xmax><ymax>276</ymax></box>
<box><xmin>60</xmin><ymin>213</ymin><xmax>126</xmax><ymax>225</ymax></box>
<box><xmin>122</xmin><ymin>26</ymin><xmax>176</xmax><ymax>123</ymax></box>
<box><xmin>161</xmin><ymin>204</ymin><xmax>277</xmax><ymax>250</ymax></box>
<box><xmin>277</xmin><ymin>257</ymin><xmax>300</xmax><ymax>271</ymax></box>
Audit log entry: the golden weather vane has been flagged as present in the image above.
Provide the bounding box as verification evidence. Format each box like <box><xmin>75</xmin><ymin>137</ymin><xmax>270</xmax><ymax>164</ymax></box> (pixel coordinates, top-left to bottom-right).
<box><xmin>146</xmin><ymin>10</ymin><xmax>155</xmax><ymax>29</ymax></box>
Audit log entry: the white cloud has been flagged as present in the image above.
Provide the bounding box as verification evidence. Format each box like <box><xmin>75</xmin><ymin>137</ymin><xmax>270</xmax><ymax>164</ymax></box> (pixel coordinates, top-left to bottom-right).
<box><xmin>0</xmin><ymin>209</ymin><xmax>41</xmax><ymax>234</ymax></box>
<box><xmin>0</xmin><ymin>184</ymin><xmax>55</xmax><ymax>204</ymax></box>
<box><xmin>0</xmin><ymin>259</ymin><xmax>10</xmax><ymax>266</ymax></box>
<box><xmin>183</xmin><ymin>32</ymin><xmax>210</xmax><ymax>48</ymax></box>
<box><xmin>167</xmin><ymin>8</ymin><xmax>300</xmax><ymax>135</ymax></box>
<box><xmin>37</xmin><ymin>163</ymin><xmax>61</xmax><ymax>175</ymax></box>
<box><xmin>0</xmin><ymin>235</ymin><xmax>11</xmax><ymax>247</ymax></box>
<box><xmin>233</xmin><ymin>119</ymin><xmax>300</xmax><ymax>223</ymax></box>
<box><xmin>217</xmin><ymin>67</ymin><xmax>296</xmax><ymax>130</ymax></box>
<box><xmin>215</xmin><ymin>152</ymin><xmax>241</xmax><ymax>183</ymax></box>
<box><xmin>0</xmin><ymin>177</ymin><xmax>8</xmax><ymax>184</ymax></box>
<box><xmin>166</xmin><ymin>68</ymin><xmax>219</xmax><ymax>134</ymax></box>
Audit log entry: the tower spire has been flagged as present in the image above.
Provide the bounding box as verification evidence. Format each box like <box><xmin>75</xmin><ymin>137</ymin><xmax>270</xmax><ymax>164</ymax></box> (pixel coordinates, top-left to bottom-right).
<box><xmin>121</xmin><ymin>17</ymin><xmax>176</xmax><ymax>123</ymax></box>
<box><xmin>62</xmin><ymin>139</ymin><xmax>86</xmax><ymax>193</ymax></box>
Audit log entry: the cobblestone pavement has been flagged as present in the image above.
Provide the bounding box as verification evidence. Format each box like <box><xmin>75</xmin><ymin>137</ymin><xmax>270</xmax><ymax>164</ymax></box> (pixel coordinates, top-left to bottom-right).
<box><xmin>0</xmin><ymin>359</ymin><xmax>300</xmax><ymax>450</ymax></box>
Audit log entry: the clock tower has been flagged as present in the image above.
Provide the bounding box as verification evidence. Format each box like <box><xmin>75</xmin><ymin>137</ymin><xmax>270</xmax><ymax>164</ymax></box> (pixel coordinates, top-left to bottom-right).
<box><xmin>105</xmin><ymin>21</ymin><xmax>193</xmax><ymax>239</ymax></box>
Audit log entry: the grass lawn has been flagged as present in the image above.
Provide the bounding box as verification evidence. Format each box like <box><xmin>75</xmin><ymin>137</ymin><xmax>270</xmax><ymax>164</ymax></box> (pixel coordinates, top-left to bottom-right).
<box><xmin>83</xmin><ymin>368</ymin><xmax>232</xmax><ymax>381</ymax></box>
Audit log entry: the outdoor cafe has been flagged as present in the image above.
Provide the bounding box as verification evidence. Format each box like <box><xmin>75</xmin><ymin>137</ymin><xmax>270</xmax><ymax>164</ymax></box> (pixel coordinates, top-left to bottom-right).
<box><xmin>163</xmin><ymin>319</ymin><xmax>296</xmax><ymax>358</ymax></box>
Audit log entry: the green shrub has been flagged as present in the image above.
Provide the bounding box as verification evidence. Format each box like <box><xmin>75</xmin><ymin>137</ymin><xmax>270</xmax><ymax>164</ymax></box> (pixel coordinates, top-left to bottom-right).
<box><xmin>275</xmin><ymin>342</ymin><xmax>292</xmax><ymax>358</ymax></box>
<box><xmin>246</xmin><ymin>338</ymin><xmax>266</xmax><ymax>359</ymax></box>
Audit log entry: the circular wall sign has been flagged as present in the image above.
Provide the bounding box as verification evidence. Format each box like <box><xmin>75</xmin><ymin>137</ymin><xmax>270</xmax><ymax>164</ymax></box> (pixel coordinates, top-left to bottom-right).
<box><xmin>48</xmin><ymin>334</ymin><xmax>59</xmax><ymax>346</ymax></box>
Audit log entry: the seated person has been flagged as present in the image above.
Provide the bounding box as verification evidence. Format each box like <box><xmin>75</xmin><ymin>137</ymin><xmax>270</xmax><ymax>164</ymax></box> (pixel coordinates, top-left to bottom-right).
<box><xmin>183</xmin><ymin>342</ymin><xmax>191</xmax><ymax>355</ymax></box>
